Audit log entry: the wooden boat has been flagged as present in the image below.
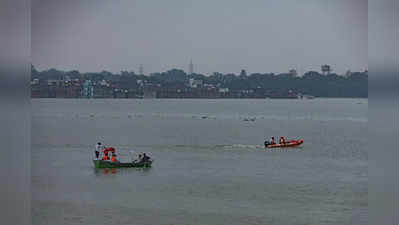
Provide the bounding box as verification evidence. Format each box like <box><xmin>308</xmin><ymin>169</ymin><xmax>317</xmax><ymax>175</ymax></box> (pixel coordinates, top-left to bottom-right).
<box><xmin>93</xmin><ymin>159</ymin><xmax>153</xmax><ymax>168</ymax></box>
<box><xmin>265</xmin><ymin>139</ymin><xmax>303</xmax><ymax>148</ymax></box>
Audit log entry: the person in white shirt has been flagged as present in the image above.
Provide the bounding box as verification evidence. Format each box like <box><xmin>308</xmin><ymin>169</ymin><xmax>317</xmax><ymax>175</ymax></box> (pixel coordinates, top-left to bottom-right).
<box><xmin>264</xmin><ymin>137</ymin><xmax>275</xmax><ymax>147</ymax></box>
<box><xmin>95</xmin><ymin>142</ymin><xmax>103</xmax><ymax>159</ymax></box>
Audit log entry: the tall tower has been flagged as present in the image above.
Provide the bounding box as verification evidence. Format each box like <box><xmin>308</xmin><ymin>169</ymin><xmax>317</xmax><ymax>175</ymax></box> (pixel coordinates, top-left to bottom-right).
<box><xmin>321</xmin><ymin>64</ymin><xmax>331</xmax><ymax>75</ymax></box>
<box><xmin>139</xmin><ymin>64</ymin><xmax>144</xmax><ymax>75</ymax></box>
<box><xmin>189</xmin><ymin>59</ymin><xmax>194</xmax><ymax>75</ymax></box>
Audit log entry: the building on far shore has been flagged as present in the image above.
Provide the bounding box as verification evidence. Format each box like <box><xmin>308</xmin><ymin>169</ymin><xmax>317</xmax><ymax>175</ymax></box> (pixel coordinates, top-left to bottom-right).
<box><xmin>189</xmin><ymin>78</ymin><xmax>203</xmax><ymax>88</ymax></box>
<box><xmin>321</xmin><ymin>64</ymin><xmax>331</xmax><ymax>75</ymax></box>
<box><xmin>289</xmin><ymin>69</ymin><xmax>297</xmax><ymax>77</ymax></box>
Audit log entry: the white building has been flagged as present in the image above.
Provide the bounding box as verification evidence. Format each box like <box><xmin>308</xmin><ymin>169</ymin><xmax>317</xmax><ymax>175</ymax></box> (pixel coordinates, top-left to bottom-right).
<box><xmin>31</xmin><ymin>78</ymin><xmax>39</xmax><ymax>85</ymax></box>
<box><xmin>189</xmin><ymin>78</ymin><xmax>203</xmax><ymax>88</ymax></box>
<box><xmin>99</xmin><ymin>80</ymin><xmax>109</xmax><ymax>87</ymax></box>
<box><xmin>47</xmin><ymin>79</ymin><xmax>60</xmax><ymax>86</ymax></box>
<box><xmin>219</xmin><ymin>88</ymin><xmax>229</xmax><ymax>93</ymax></box>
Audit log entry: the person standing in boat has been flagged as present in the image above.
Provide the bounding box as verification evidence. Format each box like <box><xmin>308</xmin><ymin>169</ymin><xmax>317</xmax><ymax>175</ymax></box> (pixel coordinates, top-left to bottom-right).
<box><xmin>95</xmin><ymin>142</ymin><xmax>103</xmax><ymax>159</ymax></box>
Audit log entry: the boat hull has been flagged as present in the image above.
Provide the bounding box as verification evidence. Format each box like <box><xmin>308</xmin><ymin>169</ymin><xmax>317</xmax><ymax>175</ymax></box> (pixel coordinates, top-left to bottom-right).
<box><xmin>265</xmin><ymin>139</ymin><xmax>303</xmax><ymax>148</ymax></box>
<box><xmin>93</xmin><ymin>160</ymin><xmax>152</xmax><ymax>168</ymax></box>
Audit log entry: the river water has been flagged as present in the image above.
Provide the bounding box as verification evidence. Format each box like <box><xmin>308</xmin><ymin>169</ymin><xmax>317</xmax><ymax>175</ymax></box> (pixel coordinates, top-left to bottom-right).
<box><xmin>32</xmin><ymin>98</ymin><xmax>367</xmax><ymax>225</ymax></box>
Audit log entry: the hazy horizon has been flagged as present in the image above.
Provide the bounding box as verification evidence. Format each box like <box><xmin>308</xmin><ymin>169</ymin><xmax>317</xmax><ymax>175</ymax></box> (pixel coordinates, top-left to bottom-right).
<box><xmin>32</xmin><ymin>0</ymin><xmax>367</xmax><ymax>75</ymax></box>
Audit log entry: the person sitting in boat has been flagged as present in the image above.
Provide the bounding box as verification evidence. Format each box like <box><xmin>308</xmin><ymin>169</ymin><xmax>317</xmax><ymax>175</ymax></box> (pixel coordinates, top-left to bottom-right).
<box><xmin>111</xmin><ymin>153</ymin><xmax>119</xmax><ymax>163</ymax></box>
<box><xmin>102</xmin><ymin>153</ymin><xmax>109</xmax><ymax>161</ymax></box>
<box><xmin>264</xmin><ymin>137</ymin><xmax>275</xmax><ymax>147</ymax></box>
<box><xmin>133</xmin><ymin>154</ymin><xmax>142</xmax><ymax>163</ymax></box>
<box><xmin>279</xmin><ymin>136</ymin><xmax>285</xmax><ymax>144</ymax></box>
<box><xmin>141</xmin><ymin>153</ymin><xmax>151</xmax><ymax>163</ymax></box>
<box><xmin>102</xmin><ymin>147</ymin><xmax>115</xmax><ymax>161</ymax></box>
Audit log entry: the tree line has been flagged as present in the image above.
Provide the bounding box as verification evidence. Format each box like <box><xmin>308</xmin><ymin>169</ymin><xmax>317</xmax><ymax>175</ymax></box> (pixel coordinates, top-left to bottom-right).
<box><xmin>31</xmin><ymin>65</ymin><xmax>368</xmax><ymax>97</ymax></box>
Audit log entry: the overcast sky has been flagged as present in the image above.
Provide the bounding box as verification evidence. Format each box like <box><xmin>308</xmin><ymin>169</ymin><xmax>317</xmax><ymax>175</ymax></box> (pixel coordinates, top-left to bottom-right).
<box><xmin>32</xmin><ymin>0</ymin><xmax>367</xmax><ymax>75</ymax></box>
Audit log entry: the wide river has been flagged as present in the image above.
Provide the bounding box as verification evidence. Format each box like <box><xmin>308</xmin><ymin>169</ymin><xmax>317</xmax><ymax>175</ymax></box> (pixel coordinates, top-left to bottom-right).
<box><xmin>32</xmin><ymin>98</ymin><xmax>367</xmax><ymax>225</ymax></box>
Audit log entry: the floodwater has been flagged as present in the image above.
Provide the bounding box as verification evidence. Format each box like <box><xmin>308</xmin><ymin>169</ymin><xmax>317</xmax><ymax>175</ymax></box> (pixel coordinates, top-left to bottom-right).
<box><xmin>32</xmin><ymin>98</ymin><xmax>367</xmax><ymax>225</ymax></box>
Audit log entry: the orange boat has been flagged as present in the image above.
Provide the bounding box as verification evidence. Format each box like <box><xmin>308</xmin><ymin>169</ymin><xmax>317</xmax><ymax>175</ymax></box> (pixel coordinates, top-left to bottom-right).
<box><xmin>265</xmin><ymin>139</ymin><xmax>303</xmax><ymax>148</ymax></box>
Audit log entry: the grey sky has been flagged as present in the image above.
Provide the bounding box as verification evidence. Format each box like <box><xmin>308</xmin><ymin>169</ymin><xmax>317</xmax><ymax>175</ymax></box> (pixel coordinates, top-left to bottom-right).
<box><xmin>32</xmin><ymin>0</ymin><xmax>367</xmax><ymax>75</ymax></box>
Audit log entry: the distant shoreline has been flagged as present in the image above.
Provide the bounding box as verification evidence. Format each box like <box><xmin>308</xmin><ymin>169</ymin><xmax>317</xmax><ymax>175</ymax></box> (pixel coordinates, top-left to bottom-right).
<box><xmin>31</xmin><ymin>66</ymin><xmax>368</xmax><ymax>99</ymax></box>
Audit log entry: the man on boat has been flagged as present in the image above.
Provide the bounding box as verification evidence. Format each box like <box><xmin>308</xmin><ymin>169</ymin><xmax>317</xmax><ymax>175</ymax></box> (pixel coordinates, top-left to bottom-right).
<box><xmin>141</xmin><ymin>153</ymin><xmax>151</xmax><ymax>163</ymax></box>
<box><xmin>134</xmin><ymin>154</ymin><xmax>142</xmax><ymax>163</ymax></box>
<box><xmin>111</xmin><ymin>153</ymin><xmax>119</xmax><ymax>163</ymax></box>
<box><xmin>102</xmin><ymin>153</ymin><xmax>109</xmax><ymax>160</ymax></box>
<box><xmin>95</xmin><ymin>142</ymin><xmax>103</xmax><ymax>159</ymax></box>
<box><xmin>102</xmin><ymin>147</ymin><xmax>115</xmax><ymax>161</ymax></box>
<box><xmin>264</xmin><ymin>137</ymin><xmax>275</xmax><ymax>147</ymax></box>
<box><xmin>279</xmin><ymin>136</ymin><xmax>285</xmax><ymax>144</ymax></box>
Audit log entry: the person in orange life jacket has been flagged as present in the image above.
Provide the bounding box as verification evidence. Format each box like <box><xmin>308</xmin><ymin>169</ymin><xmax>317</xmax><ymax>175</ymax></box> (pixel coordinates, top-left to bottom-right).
<box><xmin>102</xmin><ymin>153</ymin><xmax>109</xmax><ymax>160</ymax></box>
<box><xmin>279</xmin><ymin>136</ymin><xmax>285</xmax><ymax>144</ymax></box>
<box><xmin>111</xmin><ymin>153</ymin><xmax>119</xmax><ymax>162</ymax></box>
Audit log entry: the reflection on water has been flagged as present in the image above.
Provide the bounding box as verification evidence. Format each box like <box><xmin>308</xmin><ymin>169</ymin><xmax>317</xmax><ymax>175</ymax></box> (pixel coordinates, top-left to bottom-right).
<box><xmin>93</xmin><ymin>167</ymin><xmax>153</xmax><ymax>176</ymax></box>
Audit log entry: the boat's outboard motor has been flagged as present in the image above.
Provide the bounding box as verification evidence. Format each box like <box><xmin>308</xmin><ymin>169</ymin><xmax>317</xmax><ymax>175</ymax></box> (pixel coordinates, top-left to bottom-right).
<box><xmin>264</xmin><ymin>141</ymin><xmax>270</xmax><ymax>147</ymax></box>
